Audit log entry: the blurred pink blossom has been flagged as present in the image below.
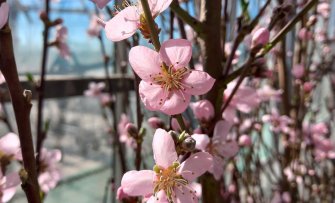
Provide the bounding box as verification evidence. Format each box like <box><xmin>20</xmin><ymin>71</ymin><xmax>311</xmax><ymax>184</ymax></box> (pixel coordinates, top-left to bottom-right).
<box><xmin>257</xmin><ymin>84</ymin><xmax>282</xmax><ymax>102</ymax></box>
<box><xmin>87</xmin><ymin>15</ymin><xmax>103</xmax><ymax>37</ymax></box>
<box><xmin>223</xmin><ymin>81</ymin><xmax>261</xmax><ymax>121</ymax></box>
<box><xmin>317</xmin><ymin>2</ymin><xmax>330</xmax><ymax>18</ymax></box>
<box><xmin>121</xmin><ymin>128</ymin><xmax>212</xmax><ymax>202</ymax></box>
<box><xmin>129</xmin><ymin>39</ymin><xmax>215</xmax><ymax>115</ymax></box>
<box><xmin>38</xmin><ymin>148</ymin><xmax>62</xmax><ymax>193</ymax></box>
<box><xmin>55</xmin><ymin>25</ymin><xmax>70</xmax><ymax>59</ymax></box>
<box><xmin>0</xmin><ymin>2</ymin><xmax>9</xmax><ymax>29</ymax></box>
<box><xmin>0</xmin><ymin>133</ymin><xmax>22</xmax><ymax>161</ymax></box>
<box><xmin>262</xmin><ymin>109</ymin><xmax>292</xmax><ymax>134</ymax></box>
<box><xmin>118</xmin><ymin>114</ymin><xmax>136</xmax><ymax>148</ymax></box>
<box><xmin>251</xmin><ymin>27</ymin><xmax>270</xmax><ymax>49</ymax></box>
<box><xmin>190</xmin><ymin>99</ymin><xmax>215</xmax><ymax>122</ymax></box>
<box><xmin>192</xmin><ymin>120</ymin><xmax>239</xmax><ymax>180</ymax></box>
<box><xmin>292</xmin><ymin>64</ymin><xmax>305</xmax><ymax>79</ymax></box>
<box><xmin>0</xmin><ymin>171</ymin><xmax>20</xmax><ymax>203</ymax></box>
<box><xmin>238</xmin><ymin>134</ymin><xmax>252</xmax><ymax>147</ymax></box>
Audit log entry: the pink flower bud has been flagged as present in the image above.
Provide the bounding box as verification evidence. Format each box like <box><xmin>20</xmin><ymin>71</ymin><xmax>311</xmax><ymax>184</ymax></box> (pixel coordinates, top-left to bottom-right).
<box><xmin>148</xmin><ymin>116</ymin><xmax>165</xmax><ymax>129</ymax></box>
<box><xmin>303</xmin><ymin>82</ymin><xmax>314</xmax><ymax>93</ymax></box>
<box><xmin>238</xmin><ymin>134</ymin><xmax>252</xmax><ymax>147</ymax></box>
<box><xmin>251</xmin><ymin>28</ymin><xmax>270</xmax><ymax>49</ymax></box>
<box><xmin>292</xmin><ymin>64</ymin><xmax>305</xmax><ymax>79</ymax></box>
<box><xmin>190</xmin><ymin>100</ymin><xmax>214</xmax><ymax>122</ymax></box>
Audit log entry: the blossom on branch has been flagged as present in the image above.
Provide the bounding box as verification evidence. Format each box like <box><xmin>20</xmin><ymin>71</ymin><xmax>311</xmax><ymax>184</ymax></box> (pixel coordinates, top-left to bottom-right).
<box><xmin>120</xmin><ymin>128</ymin><xmax>212</xmax><ymax>202</ymax></box>
<box><xmin>0</xmin><ymin>171</ymin><xmax>20</xmax><ymax>203</ymax></box>
<box><xmin>104</xmin><ymin>0</ymin><xmax>173</xmax><ymax>41</ymax></box>
<box><xmin>129</xmin><ymin>39</ymin><xmax>215</xmax><ymax>115</ymax></box>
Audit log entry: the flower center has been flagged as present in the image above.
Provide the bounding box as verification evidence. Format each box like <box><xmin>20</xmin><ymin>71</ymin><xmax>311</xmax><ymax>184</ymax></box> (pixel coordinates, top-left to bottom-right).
<box><xmin>153</xmin><ymin>163</ymin><xmax>188</xmax><ymax>201</ymax></box>
<box><xmin>152</xmin><ymin>65</ymin><xmax>191</xmax><ymax>94</ymax></box>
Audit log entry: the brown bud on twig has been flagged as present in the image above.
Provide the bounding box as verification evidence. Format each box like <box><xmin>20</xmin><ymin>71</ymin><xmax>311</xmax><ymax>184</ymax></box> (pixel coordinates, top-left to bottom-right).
<box><xmin>23</xmin><ymin>90</ymin><xmax>32</xmax><ymax>104</ymax></box>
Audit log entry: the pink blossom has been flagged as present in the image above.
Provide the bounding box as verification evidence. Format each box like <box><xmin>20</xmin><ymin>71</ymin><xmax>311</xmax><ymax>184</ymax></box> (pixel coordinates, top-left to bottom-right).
<box><xmin>0</xmin><ymin>133</ymin><xmax>22</xmax><ymax>161</ymax></box>
<box><xmin>251</xmin><ymin>27</ymin><xmax>270</xmax><ymax>49</ymax></box>
<box><xmin>129</xmin><ymin>39</ymin><xmax>215</xmax><ymax>115</ymax></box>
<box><xmin>0</xmin><ymin>2</ymin><xmax>9</xmax><ymax>29</ymax></box>
<box><xmin>298</xmin><ymin>28</ymin><xmax>312</xmax><ymax>41</ymax></box>
<box><xmin>292</xmin><ymin>64</ymin><xmax>305</xmax><ymax>79</ymax></box>
<box><xmin>192</xmin><ymin>120</ymin><xmax>239</xmax><ymax>180</ymax></box>
<box><xmin>104</xmin><ymin>0</ymin><xmax>173</xmax><ymax>41</ymax></box>
<box><xmin>84</xmin><ymin>82</ymin><xmax>113</xmax><ymax>106</ymax></box>
<box><xmin>118</xmin><ymin>114</ymin><xmax>136</xmax><ymax>148</ymax></box>
<box><xmin>38</xmin><ymin>148</ymin><xmax>62</xmax><ymax>193</ymax></box>
<box><xmin>54</xmin><ymin>25</ymin><xmax>70</xmax><ymax>59</ymax></box>
<box><xmin>91</xmin><ymin>0</ymin><xmax>111</xmax><ymax>9</ymax></box>
<box><xmin>317</xmin><ymin>2</ymin><xmax>330</xmax><ymax>18</ymax></box>
<box><xmin>257</xmin><ymin>84</ymin><xmax>282</xmax><ymax>102</ymax></box>
<box><xmin>87</xmin><ymin>15</ymin><xmax>103</xmax><ymax>37</ymax></box>
<box><xmin>262</xmin><ymin>109</ymin><xmax>292</xmax><ymax>134</ymax></box>
<box><xmin>0</xmin><ymin>171</ymin><xmax>20</xmax><ymax>203</ymax></box>
<box><xmin>121</xmin><ymin>128</ymin><xmax>212</xmax><ymax>202</ymax></box>
<box><xmin>84</xmin><ymin>82</ymin><xmax>105</xmax><ymax>96</ymax></box>
<box><xmin>238</xmin><ymin>135</ymin><xmax>252</xmax><ymax>147</ymax></box>
<box><xmin>223</xmin><ymin>81</ymin><xmax>260</xmax><ymax>121</ymax></box>
<box><xmin>190</xmin><ymin>100</ymin><xmax>214</xmax><ymax>122</ymax></box>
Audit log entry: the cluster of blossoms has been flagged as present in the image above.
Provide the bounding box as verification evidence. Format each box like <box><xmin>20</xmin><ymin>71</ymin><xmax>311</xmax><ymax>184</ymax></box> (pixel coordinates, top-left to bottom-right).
<box><xmin>0</xmin><ymin>133</ymin><xmax>61</xmax><ymax>201</ymax></box>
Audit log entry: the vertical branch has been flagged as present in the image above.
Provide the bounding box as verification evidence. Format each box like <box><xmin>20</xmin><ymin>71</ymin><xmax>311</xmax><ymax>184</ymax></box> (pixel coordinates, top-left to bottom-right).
<box><xmin>36</xmin><ymin>0</ymin><xmax>50</xmax><ymax>167</ymax></box>
<box><xmin>0</xmin><ymin>10</ymin><xmax>41</xmax><ymax>203</ymax></box>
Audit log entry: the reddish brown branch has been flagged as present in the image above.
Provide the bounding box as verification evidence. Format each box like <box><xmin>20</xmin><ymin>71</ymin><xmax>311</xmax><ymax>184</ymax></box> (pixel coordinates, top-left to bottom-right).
<box><xmin>0</xmin><ymin>17</ymin><xmax>41</xmax><ymax>203</ymax></box>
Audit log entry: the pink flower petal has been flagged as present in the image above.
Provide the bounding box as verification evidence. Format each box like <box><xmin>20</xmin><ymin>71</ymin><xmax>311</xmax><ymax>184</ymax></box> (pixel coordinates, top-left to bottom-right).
<box><xmin>121</xmin><ymin>170</ymin><xmax>154</xmax><ymax>196</ymax></box>
<box><xmin>148</xmin><ymin>0</ymin><xmax>173</xmax><ymax>15</ymax></box>
<box><xmin>0</xmin><ymin>133</ymin><xmax>20</xmax><ymax>156</ymax></box>
<box><xmin>178</xmin><ymin>152</ymin><xmax>212</xmax><ymax>181</ymax></box>
<box><xmin>191</xmin><ymin>134</ymin><xmax>210</xmax><ymax>151</ymax></box>
<box><xmin>104</xmin><ymin>6</ymin><xmax>139</xmax><ymax>41</ymax></box>
<box><xmin>159</xmin><ymin>39</ymin><xmax>192</xmax><ymax>68</ymax></box>
<box><xmin>129</xmin><ymin>46</ymin><xmax>161</xmax><ymax>81</ymax></box>
<box><xmin>160</xmin><ymin>91</ymin><xmax>191</xmax><ymax>115</ymax></box>
<box><xmin>1</xmin><ymin>186</ymin><xmax>17</xmax><ymax>203</ymax></box>
<box><xmin>147</xmin><ymin>190</ymin><xmax>169</xmax><ymax>203</ymax></box>
<box><xmin>183</xmin><ymin>70</ymin><xmax>215</xmax><ymax>95</ymax></box>
<box><xmin>222</xmin><ymin>106</ymin><xmax>236</xmax><ymax>121</ymax></box>
<box><xmin>139</xmin><ymin>81</ymin><xmax>167</xmax><ymax>111</ymax></box>
<box><xmin>0</xmin><ymin>2</ymin><xmax>9</xmax><ymax>29</ymax></box>
<box><xmin>216</xmin><ymin>141</ymin><xmax>239</xmax><ymax>158</ymax></box>
<box><xmin>213</xmin><ymin>120</ymin><xmax>233</xmax><ymax>141</ymax></box>
<box><xmin>152</xmin><ymin>129</ymin><xmax>178</xmax><ymax>168</ymax></box>
<box><xmin>211</xmin><ymin>156</ymin><xmax>225</xmax><ymax>180</ymax></box>
<box><xmin>4</xmin><ymin>172</ymin><xmax>20</xmax><ymax>189</ymax></box>
<box><xmin>174</xmin><ymin>185</ymin><xmax>198</xmax><ymax>203</ymax></box>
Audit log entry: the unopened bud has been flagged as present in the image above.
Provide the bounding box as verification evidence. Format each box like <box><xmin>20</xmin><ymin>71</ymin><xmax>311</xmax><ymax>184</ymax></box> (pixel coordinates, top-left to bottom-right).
<box><xmin>251</xmin><ymin>28</ymin><xmax>270</xmax><ymax>49</ymax></box>
<box><xmin>181</xmin><ymin>137</ymin><xmax>196</xmax><ymax>152</ymax></box>
<box><xmin>238</xmin><ymin>135</ymin><xmax>252</xmax><ymax>147</ymax></box>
